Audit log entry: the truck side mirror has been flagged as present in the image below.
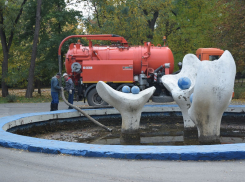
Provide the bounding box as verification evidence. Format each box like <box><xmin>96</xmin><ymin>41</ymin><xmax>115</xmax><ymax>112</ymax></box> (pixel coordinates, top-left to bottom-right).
<box><xmin>178</xmin><ymin>62</ymin><xmax>182</xmax><ymax>70</ymax></box>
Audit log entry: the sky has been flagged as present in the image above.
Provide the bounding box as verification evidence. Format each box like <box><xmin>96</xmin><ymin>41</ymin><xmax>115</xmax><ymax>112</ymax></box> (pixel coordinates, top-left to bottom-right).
<box><xmin>66</xmin><ymin>0</ymin><xmax>93</xmax><ymax>18</ymax></box>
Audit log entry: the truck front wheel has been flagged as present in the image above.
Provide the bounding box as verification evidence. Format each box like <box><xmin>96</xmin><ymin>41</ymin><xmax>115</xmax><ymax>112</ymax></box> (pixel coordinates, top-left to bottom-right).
<box><xmin>87</xmin><ymin>88</ymin><xmax>108</xmax><ymax>106</ymax></box>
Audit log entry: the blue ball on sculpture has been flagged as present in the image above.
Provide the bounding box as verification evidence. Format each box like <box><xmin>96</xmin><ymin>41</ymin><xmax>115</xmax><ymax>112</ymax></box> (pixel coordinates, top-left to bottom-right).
<box><xmin>178</xmin><ymin>77</ymin><xmax>191</xmax><ymax>90</ymax></box>
<box><xmin>190</xmin><ymin>93</ymin><xmax>193</xmax><ymax>103</ymax></box>
<box><xmin>131</xmin><ymin>86</ymin><xmax>140</xmax><ymax>94</ymax></box>
<box><xmin>122</xmin><ymin>85</ymin><xmax>130</xmax><ymax>93</ymax></box>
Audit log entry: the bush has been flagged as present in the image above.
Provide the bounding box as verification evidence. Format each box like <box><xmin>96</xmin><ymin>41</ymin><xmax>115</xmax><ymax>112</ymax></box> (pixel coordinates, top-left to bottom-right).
<box><xmin>234</xmin><ymin>82</ymin><xmax>245</xmax><ymax>99</ymax></box>
<box><xmin>238</xmin><ymin>92</ymin><xmax>245</xmax><ymax>99</ymax></box>
<box><xmin>6</xmin><ymin>94</ymin><xmax>17</xmax><ymax>103</ymax></box>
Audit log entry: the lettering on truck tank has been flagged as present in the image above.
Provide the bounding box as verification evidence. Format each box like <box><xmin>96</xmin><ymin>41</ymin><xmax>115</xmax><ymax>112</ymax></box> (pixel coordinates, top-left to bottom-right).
<box><xmin>83</xmin><ymin>66</ymin><xmax>93</xmax><ymax>69</ymax></box>
<box><xmin>123</xmin><ymin>66</ymin><xmax>133</xmax><ymax>70</ymax></box>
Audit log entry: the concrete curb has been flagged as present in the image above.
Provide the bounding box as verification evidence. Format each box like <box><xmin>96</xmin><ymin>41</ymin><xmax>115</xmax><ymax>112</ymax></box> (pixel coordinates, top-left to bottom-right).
<box><xmin>1</xmin><ymin>104</ymin><xmax>245</xmax><ymax>161</ymax></box>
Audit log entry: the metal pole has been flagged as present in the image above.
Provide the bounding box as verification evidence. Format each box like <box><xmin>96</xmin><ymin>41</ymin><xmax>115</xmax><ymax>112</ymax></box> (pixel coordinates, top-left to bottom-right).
<box><xmin>58</xmin><ymin>55</ymin><xmax>62</xmax><ymax>86</ymax></box>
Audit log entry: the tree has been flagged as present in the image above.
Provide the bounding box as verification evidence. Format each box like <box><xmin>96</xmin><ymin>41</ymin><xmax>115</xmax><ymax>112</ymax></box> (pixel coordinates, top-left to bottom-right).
<box><xmin>19</xmin><ymin>0</ymin><xmax>82</xmax><ymax>94</ymax></box>
<box><xmin>212</xmin><ymin>0</ymin><xmax>245</xmax><ymax>71</ymax></box>
<box><xmin>25</xmin><ymin>0</ymin><xmax>42</xmax><ymax>98</ymax></box>
<box><xmin>156</xmin><ymin>0</ymin><xmax>219</xmax><ymax>67</ymax></box>
<box><xmin>83</xmin><ymin>0</ymin><xmax>172</xmax><ymax>44</ymax></box>
<box><xmin>0</xmin><ymin>0</ymin><xmax>27</xmax><ymax>97</ymax></box>
<box><xmin>82</xmin><ymin>0</ymin><xmax>219</xmax><ymax>71</ymax></box>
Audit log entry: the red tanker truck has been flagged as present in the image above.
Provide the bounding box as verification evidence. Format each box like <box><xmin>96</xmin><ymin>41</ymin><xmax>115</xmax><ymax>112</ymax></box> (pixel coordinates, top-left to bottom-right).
<box><xmin>58</xmin><ymin>34</ymin><xmax>223</xmax><ymax>106</ymax></box>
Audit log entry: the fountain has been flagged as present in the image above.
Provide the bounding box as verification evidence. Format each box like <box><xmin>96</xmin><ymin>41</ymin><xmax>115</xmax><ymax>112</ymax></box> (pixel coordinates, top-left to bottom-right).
<box><xmin>0</xmin><ymin>51</ymin><xmax>244</xmax><ymax>160</ymax></box>
<box><xmin>1</xmin><ymin>104</ymin><xmax>245</xmax><ymax>160</ymax></box>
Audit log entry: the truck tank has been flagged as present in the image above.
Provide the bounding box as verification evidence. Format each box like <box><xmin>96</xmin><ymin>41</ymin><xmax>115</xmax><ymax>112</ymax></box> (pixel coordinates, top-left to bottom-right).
<box><xmin>65</xmin><ymin>44</ymin><xmax>174</xmax><ymax>73</ymax></box>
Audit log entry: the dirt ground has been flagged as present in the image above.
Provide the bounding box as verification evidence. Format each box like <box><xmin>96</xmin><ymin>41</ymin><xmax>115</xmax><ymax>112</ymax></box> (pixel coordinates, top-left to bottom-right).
<box><xmin>0</xmin><ymin>88</ymin><xmax>51</xmax><ymax>97</ymax></box>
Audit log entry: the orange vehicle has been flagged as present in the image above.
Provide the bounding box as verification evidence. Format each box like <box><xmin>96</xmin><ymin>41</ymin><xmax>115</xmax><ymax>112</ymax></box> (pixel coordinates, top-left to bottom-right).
<box><xmin>58</xmin><ymin>35</ymin><xmax>226</xmax><ymax>106</ymax></box>
<box><xmin>196</xmin><ymin>48</ymin><xmax>224</xmax><ymax>61</ymax></box>
<box><xmin>196</xmin><ymin>48</ymin><xmax>234</xmax><ymax>98</ymax></box>
<box><xmin>59</xmin><ymin>34</ymin><xmax>174</xmax><ymax>106</ymax></box>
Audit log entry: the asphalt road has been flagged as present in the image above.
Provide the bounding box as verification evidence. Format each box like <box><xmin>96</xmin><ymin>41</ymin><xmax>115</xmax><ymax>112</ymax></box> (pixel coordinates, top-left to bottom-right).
<box><xmin>1</xmin><ymin>102</ymin><xmax>245</xmax><ymax>182</ymax></box>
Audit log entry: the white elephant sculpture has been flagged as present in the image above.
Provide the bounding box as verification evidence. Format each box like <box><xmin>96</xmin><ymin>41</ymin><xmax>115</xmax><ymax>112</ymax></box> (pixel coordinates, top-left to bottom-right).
<box><xmin>161</xmin><ymin>54</ymin><xmax>201</xmax><ymax>129</ymax></box>
<box><xmin>96</xmin><ymin>81</ymin><xmax>156</xmax><ymax>133</ymax></box>
<box><xmin>188</xmin><ymin>50</ymin><xmax>236</xmax><ymax>142</ymax></box>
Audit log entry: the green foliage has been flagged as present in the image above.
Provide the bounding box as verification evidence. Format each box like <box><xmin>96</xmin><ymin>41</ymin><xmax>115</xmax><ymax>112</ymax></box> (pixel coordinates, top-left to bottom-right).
<box><xmin>2</xmin><ymin>0</ymin><xmax>83</xmax><ymax>88</ymax></box>
<box><xmin>212</xmin><ymin>0</ymin><xmax>245</xmax><ymax>72</ymax></box>
<box><xmin>0</xmin><ymin>44</ymin><xmax>3</xmax><ymax>82</ymax></box>
<box><xmin>6</xmin><ymin>42</ymin><xmax>31</xmax><ymax>88</ymax></box>
<box><xmin>0</xmin><ymin>0</ymin><xmax>25</xmax><ymax>39</ymax></box>
<box><xmin>84</xmin><ymin>0</ymin><xmax>172</xmax><ymax>44</ymax></box>
<box><xmin>22</xmin><ymin>0</ymin><xmax>82</xmax><ymax>82</ymax></box>
<box><xmin>83</xmin><ymin>0</ymin><xmax>221</xmax><ymax>71</ymax></box>
<box><xmin>0</xmin><ymin>0</ymin><xmax>28</xmax><ymax>92</ymax></box>
<box><xmin>2</xmin><ymin>0</ymin><xmax>245</xmax><ymax>91</ymax></box>
<box><xmin>155</xmin><ymin>0</ymin><xmax>219</xmax><ymax>70</ymax></box>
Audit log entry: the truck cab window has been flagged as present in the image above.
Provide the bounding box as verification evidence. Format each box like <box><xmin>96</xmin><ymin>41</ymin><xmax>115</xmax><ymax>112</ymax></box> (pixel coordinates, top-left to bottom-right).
<box><xmin>209</xmin><ymin>55</ymin><xmax>220</xmax><ymax>61</ymax></box>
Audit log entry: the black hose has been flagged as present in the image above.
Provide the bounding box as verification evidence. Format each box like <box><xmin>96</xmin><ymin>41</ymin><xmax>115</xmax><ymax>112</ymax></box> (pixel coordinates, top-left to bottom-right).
<box><xmin>60</xmin><ymin>87</ymin><xmax>112</xmax><ymax>132</ymax></box>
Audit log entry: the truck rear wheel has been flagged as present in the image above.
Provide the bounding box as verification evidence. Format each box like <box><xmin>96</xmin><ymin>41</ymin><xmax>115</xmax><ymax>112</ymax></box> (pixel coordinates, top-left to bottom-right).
<box><xmin>87</xmin><ymin>88</ymin><xmax>108</xmax><ymax>106</ymax></box>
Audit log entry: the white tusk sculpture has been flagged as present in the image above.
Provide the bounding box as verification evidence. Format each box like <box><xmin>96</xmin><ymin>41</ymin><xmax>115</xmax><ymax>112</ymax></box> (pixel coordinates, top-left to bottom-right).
<box><xmin>188</xmin><ymin>50</ymin><xmax>236</xmax><ymax>143</ymax></box>
<box><xmin>96</xmin><ymin>81</ymin><xmax>156</xmax><ymax>133</ymax></box>
<box><xmin>161</xmin><ymin>54</ymin><xmax>201</xmax><ymax>129</ymax></box>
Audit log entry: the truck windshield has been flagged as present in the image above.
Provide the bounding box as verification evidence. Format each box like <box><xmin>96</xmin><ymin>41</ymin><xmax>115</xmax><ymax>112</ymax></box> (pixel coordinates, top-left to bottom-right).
<box><xmin>209</xmin><ymin>55</ymin><xmax>220</xmax><ymax>61</ymax></box>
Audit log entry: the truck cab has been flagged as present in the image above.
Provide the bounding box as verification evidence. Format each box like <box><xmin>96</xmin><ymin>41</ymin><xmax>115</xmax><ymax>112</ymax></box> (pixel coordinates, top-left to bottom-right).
<box><xmin>196</xmin><ymin>48</ymin><xmax>234</xmax><ymax>98</ymax></box>
<box><xmin>196</xmin><ymin>48</ymin><xmax>224</xmax><ymax>61</ymax></box>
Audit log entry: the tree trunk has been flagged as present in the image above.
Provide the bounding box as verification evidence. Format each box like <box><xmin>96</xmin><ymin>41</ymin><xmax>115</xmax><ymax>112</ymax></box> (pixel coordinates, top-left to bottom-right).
<box><xmin>37</xmin><ymin>79</ymin><xmax>41</xmax><ymax>95</ymax></box>
<box><xmin>143</xmin><ymin>10</ymin><xmax>159</xmax><ymax>40</ymax></box>
<box><xmin>1</xmin><ymin>55</ymin><xmax>9</xmax><ymax>97</ymax></box>
<box><xmin>25</xmin><ymin>0</ymin><xmax>42</xmax><ymax>98</ymax></box>
<box><xmin>0</xmin><ymin>8</ymin><xmax>9</xmax><ymax>97</ymax></box>
<box><xmin>94</xmin><ymin>2</ymin><xmax>101</xmax><ymax>28</ymax></box>
<box><xmin>0</xmin><ymin>28</ymin><xmax>9</xmax><ymax>97</ymax></box>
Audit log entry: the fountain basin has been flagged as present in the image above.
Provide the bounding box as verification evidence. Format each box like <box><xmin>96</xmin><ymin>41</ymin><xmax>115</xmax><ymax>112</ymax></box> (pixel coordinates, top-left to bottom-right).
<box><xmin>1</xmin><ymin>104</ymin><xmax>245</xmax><ymax>160</ymax></box>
